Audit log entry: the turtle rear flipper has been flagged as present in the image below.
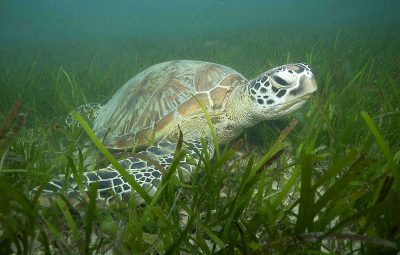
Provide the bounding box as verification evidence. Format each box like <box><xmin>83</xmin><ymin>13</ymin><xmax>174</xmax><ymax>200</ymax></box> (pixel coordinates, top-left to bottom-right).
<box><xmin>65</xmin><ymin>103</ymin><xmax>103</xmax><ymax>128</ymax></box>
<box><xmin>38</xmin><ymin>140</ymin><xmax>213</xmax><ymax>207</ymax></box>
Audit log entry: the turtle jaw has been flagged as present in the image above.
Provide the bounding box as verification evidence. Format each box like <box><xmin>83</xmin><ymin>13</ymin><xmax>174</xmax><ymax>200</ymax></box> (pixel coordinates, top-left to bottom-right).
<box><xmin>258</xmin><ymin>95</ymin><xmax>309</xmax><ymax>120</ymax></box>
<box><xmin>280</xmin><ymin>93</ymin><xmax>312</xmax><ymax>110</ymax></box>
<box><xmin>274</xmin><ymin>93</ymin><xmax>313</xmax><ymax>117</ymax></box>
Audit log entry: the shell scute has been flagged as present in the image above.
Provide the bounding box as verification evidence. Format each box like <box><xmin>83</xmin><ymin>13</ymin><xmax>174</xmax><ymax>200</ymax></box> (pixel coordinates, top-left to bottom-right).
<box><xmin>209</xmin><ymin>87</ymin><xmax>230</xmax><ymax>108</ymax></box>
<box><xmin>194</xmin><ymin>63</ymin><xmax>231</xmax><ymax>92</ymax></box>
<box><xmin>139</xmin><ymin>75</ymin><xmax>190</xmax><ymax>128</ymax></box>
<box><xmin>93</xmin><ymin>60</ymin><xmax>248</xmax><ymax>149</ymax></box>
<box><xmin>177</xmin><ymin>93</ymin><xmax>210</xmax><ymax>117</ymax></box>
<box><xmin>218</xmin><ymin>73</ymin><xmax>246</xmax><ymax>87</ymax></box>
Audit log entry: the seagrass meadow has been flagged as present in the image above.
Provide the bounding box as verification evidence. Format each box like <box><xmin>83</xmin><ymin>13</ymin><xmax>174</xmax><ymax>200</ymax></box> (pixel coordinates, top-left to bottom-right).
<box><xmin>1</xmin><ymin>2</ymin><xmax>400</xmax><ymax>254</ymax></box>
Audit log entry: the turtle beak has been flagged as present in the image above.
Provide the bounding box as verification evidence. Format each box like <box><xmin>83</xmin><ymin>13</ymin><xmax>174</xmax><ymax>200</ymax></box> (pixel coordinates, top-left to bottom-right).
<box><xmin>288</xmin><ymin>67</ymin><xmax>317</xmax><ymax>98</ymax></box>
<box><xmin>302</xmin><ymin>74</ymin><xmax>318</xmax><ymax>95</ymax></box>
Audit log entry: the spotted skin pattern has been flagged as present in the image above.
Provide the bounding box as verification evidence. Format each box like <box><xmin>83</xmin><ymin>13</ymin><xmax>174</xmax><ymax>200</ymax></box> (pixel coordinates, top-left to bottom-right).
<box><xmin>64</xmin><ymin>103</ymin><xmax>103</xmax><ymax>128</ymax></box>
<box><xmin>41</xmin><ymin>140</ymin><xmax>210</xmax><ymax>205</ymax></box>
<box><xmin>248</xmin><ymin>63</ymin><xmax>312</xmax><ymax>108</ymax></box>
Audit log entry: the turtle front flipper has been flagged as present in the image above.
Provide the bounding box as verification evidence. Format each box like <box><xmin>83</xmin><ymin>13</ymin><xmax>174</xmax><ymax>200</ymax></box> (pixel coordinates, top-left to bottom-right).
<box><xmin>38</xmin><ymin>140</ymin><xmax>214</xmax><ymax>207</ymax></box>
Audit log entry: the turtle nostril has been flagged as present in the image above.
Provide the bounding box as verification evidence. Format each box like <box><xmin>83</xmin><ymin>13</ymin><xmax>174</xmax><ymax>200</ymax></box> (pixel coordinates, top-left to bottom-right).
<box><xmin>295</xmin><ymin>66</ymin><xmax>305</xmax><ymax>74</ymax></box>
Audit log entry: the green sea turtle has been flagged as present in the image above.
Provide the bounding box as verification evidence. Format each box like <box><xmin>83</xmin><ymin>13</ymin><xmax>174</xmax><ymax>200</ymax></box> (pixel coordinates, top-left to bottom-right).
<box><xmin>40</xmin><ymin>60</ymin><xmax>317</xmax><ymax>206</ymax></box>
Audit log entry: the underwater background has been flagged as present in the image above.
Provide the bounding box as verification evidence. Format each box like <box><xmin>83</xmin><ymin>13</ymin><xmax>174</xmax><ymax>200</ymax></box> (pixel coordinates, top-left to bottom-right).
<box><xmin>1</xmin><ymin>0</ymin><xmax>400</xmax><ymax>45</ymax></box>
<box><xmin>1</xmin><ymin>0</ymin><xmax>400</xmax><ymax>254</ymax></box>
<box><xmin>1</xmin><ymin>0</ymin><xmax>399</xmax><ymax>118</ymax></box>
<box><xmin>1</xmin><ymin>0</ymin><xmax>400</xmax><ymax>118</ymax></box>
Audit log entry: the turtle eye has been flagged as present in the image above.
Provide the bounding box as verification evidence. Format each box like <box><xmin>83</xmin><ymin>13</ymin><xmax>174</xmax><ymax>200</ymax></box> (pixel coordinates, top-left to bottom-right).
<box><xmin>272</xmin><ymin>76</ymin><xmax>289</xmax><ymax>86</ymax></box>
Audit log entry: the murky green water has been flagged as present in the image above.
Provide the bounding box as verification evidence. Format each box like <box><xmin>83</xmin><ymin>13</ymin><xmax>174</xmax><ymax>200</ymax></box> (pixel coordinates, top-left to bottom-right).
<box><xmin>1</xmin><ymin>0</ymin><xmax>399</xmax><ymax>46</ymax></box>
<box><xmin>1</xmin><ymin>1</ymin><xmax>400</xmax><ymax>254</ymax></box>
<box><xmin>1</xmin><ymin>0</ymin><xmax>399</xmax><ymax>118</ymax></box>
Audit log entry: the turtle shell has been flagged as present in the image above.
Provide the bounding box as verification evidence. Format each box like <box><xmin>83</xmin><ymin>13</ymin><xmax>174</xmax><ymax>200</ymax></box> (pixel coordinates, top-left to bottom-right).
<box><xmin>93</xmin><ymin>60</ymin><xmax>248</xmax><ymax>149</ymax></box>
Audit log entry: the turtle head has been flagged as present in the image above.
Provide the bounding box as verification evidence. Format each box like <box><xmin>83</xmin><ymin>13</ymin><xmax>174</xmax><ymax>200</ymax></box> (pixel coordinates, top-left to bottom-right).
<box><xmin>248</xmin><ymin>63</ymin><xmax>317</xmax><ymax>120</ymax></box>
